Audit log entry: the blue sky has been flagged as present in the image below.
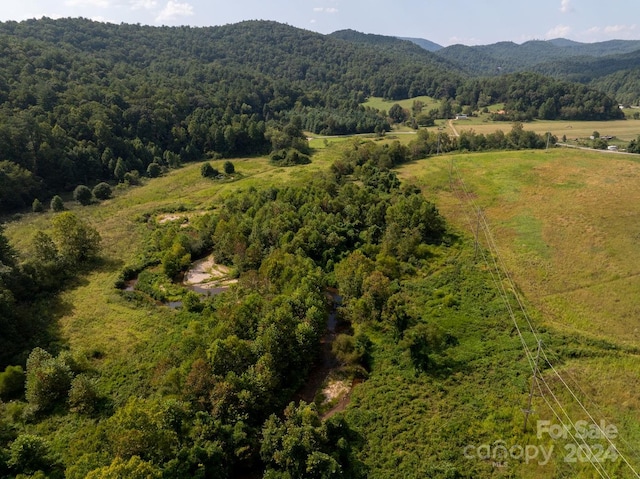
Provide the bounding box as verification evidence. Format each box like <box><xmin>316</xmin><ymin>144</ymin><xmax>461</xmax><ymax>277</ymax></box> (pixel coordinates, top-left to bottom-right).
<box><xmin>0</xmin><ymin>0</ymin><xmax>638</xmax><ymax>46</ymax></box>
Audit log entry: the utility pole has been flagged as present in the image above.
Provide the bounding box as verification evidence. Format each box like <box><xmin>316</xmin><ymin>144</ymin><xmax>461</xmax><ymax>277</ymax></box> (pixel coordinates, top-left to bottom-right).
<box><xmin>523</xmin><ymin>340</ymin><xmax>543</xmax><ymax>432</ymax></box>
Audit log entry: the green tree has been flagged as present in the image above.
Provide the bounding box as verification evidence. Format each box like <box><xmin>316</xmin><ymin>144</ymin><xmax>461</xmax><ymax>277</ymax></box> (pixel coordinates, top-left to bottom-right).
<box><xmin>200</xmin><ymin>162</ymin><xmax>218</xmax><ymax>178</ymax></box>
<box><xmin>113</xmin><ymin>157</ymin><xmax>127</xmax><ymax>182</ymax></box>
<box><xmin>104</xmin><ymin>397</ymin><xmax>179</xmax><ymax>463</ymax></box>
<box><xmin>25</xmin><ymin>348</ymin><xmax>72</xmax><ymax>413</ymax></box>
<box><xmin>223</xmin><ymin>160</ymin><xmax>235</xmax><ymax>174</ymax></box>
<box><xmin>388</xmin><ymin>103</ymin><xmax>409</xmax><ymax>124</ymax></box>
<box><xmin>7</xmin><ymin>434</ymin><xmax>57</xmax><ymax>476</ymax></box>
<box><xmin>86</xmin><ymin>456</ymin><xmax>161</xmax><ymax>479</ymax></box>
<box><xmin>334</xmin><ymin>251</ymin><xmax>375</xmax><ymax>301</ymax></box>
<box><xmin>73</xmin><ymin>185</ymin><xmax>93</xmax><ymax>205</ymax></box>
<box><xmin>146</xmin><ymin>162</ymin><xmax>162</xmax><ymax>178</ymax></box>
<box><xmin>31</xmin><ymin>198</ymin><xmax>44</xmax><ymax>213</ymax></box>
<box><xmin>0</xmin><ymin>365</ymin><xmax>25</xmax><ymax>400</ymax></box>
<box><xmin>50</xmin><ymin>195</ymin><xmax>64</xmax><ymax>212</ymax></box>
<box><xmin>162</xmin><ymin>241</ymin><xmax>191</xmax><ymax>278</ymax></box>
<box><xmin>51</xmin><ymin>212</ymin><xmax>102</xmax><ymax>265</ymax></box>
<box><xmin>0</xmin><ymin>160</ymin><xmax>41</xmax><ymax>211</ymax></box>
<box><xmin>261</xmin><ymin>402</ymin><xmax>364</xmax><ymax>478</ymax></box>
<box><xmin>92</xmin><ymin>182</ymin><xmax>112</xmax><ymax>200</ymax></box>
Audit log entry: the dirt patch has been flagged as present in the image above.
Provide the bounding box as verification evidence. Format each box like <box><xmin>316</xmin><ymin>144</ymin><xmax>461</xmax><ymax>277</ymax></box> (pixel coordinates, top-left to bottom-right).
<box><xmin>321</xmin><ymin>378</ymin><xmax>361</xmax><ymax>420</ymax></box>
<box><xmin>322</xmin><ymin>379</ymin><xmax>351</xmax><ymax>403</ymax></box>
<box><xmin>183</xmin><ymin>255</ymin><xmax>237</xmax><ymax>291</ymax></box>
<box><xmin>157</xmin><ymin>213</ymin><xmax>185</xmax><ymax>224</ymax></box>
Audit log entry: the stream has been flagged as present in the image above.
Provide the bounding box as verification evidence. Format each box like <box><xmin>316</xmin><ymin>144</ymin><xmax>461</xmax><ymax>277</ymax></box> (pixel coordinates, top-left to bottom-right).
<box><xmin>295</xmin><ymin>290</ymin><xmax>358</xmax><ymax>418</ymax></box>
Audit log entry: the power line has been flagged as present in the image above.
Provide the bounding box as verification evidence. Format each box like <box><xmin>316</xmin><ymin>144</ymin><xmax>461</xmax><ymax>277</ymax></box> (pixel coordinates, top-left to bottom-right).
<box><xmin>448</xmin><ymin>156</ymin><xmax>640</xmax><ymax>477</ymax></box>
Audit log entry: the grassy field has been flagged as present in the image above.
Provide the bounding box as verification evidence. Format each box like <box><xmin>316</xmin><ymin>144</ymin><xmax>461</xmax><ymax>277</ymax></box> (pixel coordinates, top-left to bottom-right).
<box><xmin>401</xmin><ymin>148</ymin><xmax>640</xmax><ymax>344</ymax></box>
<box><xmin>450</xmin><ymin>117</ymin><xmax>640</xmax><ymax>143</ymax></box>
<box><xmin>397</xmin><ymin>148</ymin><xmax>640</xmax><ymax>476</ymax></box>
<box><xmin>362</xmin><ymin>96</ymin><xmax>640</xmax><ymax>144</ymax></box>
<box><xmin>362</xmin><ymin>95</ymin><xmax>440</xmax><ymax>113</ymax></box>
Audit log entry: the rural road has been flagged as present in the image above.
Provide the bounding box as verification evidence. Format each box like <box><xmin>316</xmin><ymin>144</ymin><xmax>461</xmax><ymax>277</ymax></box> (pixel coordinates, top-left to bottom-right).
<box><xmin>448</xmin><ymin>119</ymin><xmax>460</xmax><ymax>137</ymax></box>
<box><xmin>556</xmin><ymin>143</ymin><xmax>638</xmax><ymax>156</ymax></box>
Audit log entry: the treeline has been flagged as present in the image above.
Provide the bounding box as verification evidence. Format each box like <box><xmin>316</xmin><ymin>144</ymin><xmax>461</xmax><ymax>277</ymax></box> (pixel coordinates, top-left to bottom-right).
<box><xmin>0</xmin><ymin>18</ymin><xmax>464</xmax><ymax>212</ymax></box>
<box><xmin>456</xmin><ymin>72</ymin><xmax>624</xmax><ymax>121</ymax></box>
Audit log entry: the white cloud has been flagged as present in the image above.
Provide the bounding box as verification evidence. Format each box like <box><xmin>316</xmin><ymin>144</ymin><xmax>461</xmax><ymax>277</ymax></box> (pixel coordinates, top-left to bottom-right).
<box><xmin>559</xmin><ymin>0</ymin><xmax>573</xmax><ymax>13</ymax></box>
<box><xmin>156</xmin><ymin>1</ymin><xmax>194</xmax><ymax>23</ymax></box>
<box><xmin>545</xmin><ymin>24</ymin><xmax>572</xmax><ymax>38</ymax></box>
<box><xmin>65</xmin><ymin>0</ymin><xmax>111</xmax><ymax>7</ymax></box>
<box><xmin>313</xmin><ymin>7</ymin><xmax>339</xmax><ymax>14</ymax></box>
<box><xmin>130</xmin><ymin>0</ymin><xmax>157</xmax><ymax>10</ymax></box>
<box><xmin>603</xmin><ymin>24</ymin><xmax>637</xmax><ymax>34</ymax></box>
<box><xmin>585</xmin><ymin>24</ymin><xmax>638</xmax><ymax>40</ymax></box>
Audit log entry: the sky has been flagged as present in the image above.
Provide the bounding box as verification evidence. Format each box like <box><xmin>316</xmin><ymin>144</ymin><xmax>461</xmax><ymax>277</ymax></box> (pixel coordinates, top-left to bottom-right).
<box><xmin>0</xmin><ymin>0</ymin><xmax>638</xmax><ymax>46</ymax></box>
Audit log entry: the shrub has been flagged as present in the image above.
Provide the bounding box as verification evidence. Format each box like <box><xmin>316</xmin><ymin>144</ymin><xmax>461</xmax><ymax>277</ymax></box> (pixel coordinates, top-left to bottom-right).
<box><xmin>123</xmin><ymin>171</ymin><xmax>140</xmax><ymax>185</ymax></box>
<box><xmin>73</xmin><ymin>185</ymin><xmax>93</xmax><ymax>205</ymax></box>
<box><xmin>200</xmin><ymin>162</ymin><xmax>219</xmax><ymax>178</ymax></box>
<box><xmin>68</xmin><ymin>375</ymin><xmax>99</xmax><ymax>415</ymax></box>
<box><xmin>0</xmin><ymin>365</ymin><xmax>25</xmax><ymax>400</ymax></box>
<box><xmin>92</xmin><ymin>182</ymin><xmax>112</xmax><ymax>200</ymax></box>
<box><xmin>31</xmin><ymin>198</ymin><xmax>44</xmax><ymax>213</ymax></box>
<box><xmin>50</xmin><ymin>195</ymin><xmax>64</xmax><ymax>212</ymax></box>
<box><xmin>269</xmin><ymin>148</ymin><xmax>311</xmax><ymax>166</ymax></box>
<box><xmin>8</xmin><ymin>434</ymin><xmax>56</xmax><ymax>475</ymax></box>
<box><xmin>223</xmin><ymin>160</ymin><xmax>235</xmax><ymax>174</ymax></box>
<box><xmin>146</xmin><ymin>162</ymin><xmax>162</xmax><ymax>178</ymax></box>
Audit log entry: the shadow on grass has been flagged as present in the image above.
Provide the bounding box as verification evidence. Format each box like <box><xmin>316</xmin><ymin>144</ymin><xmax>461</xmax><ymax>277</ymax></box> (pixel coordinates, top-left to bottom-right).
<box><xmin>0</xmin><ymin>255</ymin><xmax>124</xmax><ymax>369</ymax></box>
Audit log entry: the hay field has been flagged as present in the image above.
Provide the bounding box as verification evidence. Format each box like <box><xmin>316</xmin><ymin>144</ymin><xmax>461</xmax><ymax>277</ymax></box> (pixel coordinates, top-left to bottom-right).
<box><xmin>401</xmin><ymin>148</ymin><xmax>640</xmax><ymax>345</ymax></box>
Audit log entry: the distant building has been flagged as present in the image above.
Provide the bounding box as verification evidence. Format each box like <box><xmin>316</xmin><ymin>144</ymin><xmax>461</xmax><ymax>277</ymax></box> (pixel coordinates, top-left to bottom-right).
<box><xmin>455</xmin><ymin>114</ymin><xmax>468</xmax><ymax>120</ymax></box>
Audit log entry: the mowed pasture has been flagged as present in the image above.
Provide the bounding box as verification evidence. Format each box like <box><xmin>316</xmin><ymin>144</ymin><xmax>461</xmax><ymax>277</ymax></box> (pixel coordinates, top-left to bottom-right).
<box><xmin>450</xmin><ymin>116</ymin><xmax>640</xmax><ymax>143</ymax></box>
<box><xmin>363</xmin><ymin>95</ymin><xmax>440</xmax><ymax>113</ymax></box>
<box><xmin>363</xmin><ymin>96</ymin><xmax>640</xmax><ymax>143</ymax></box>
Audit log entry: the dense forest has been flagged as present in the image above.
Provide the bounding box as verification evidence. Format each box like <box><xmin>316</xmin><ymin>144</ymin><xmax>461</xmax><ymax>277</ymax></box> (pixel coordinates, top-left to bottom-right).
<box><xmin>433</xmin><ymin>38</ymin><xmax>640</xmax><ymax>105</ymax></box>
<box><xmin>0</xmin><ymin>18</ymin><xmax>625</xmax><ymax>213</ymax></box>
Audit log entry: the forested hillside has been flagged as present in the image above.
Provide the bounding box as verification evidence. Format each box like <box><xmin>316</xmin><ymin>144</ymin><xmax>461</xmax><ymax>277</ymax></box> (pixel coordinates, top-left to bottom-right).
<box><xmin>0</xmin><ymin>18</ymin><xmax>626</xmax><ymax>214</ymax></box>
<box><xmin>434</xmin><ymin>38</ymin><xmax>640</xmax><ymax>104</ymax></box>
<box><xmin>435</xmin><ymin>38</ymin><xmax>640</xmax><ymax>76</ymax></box>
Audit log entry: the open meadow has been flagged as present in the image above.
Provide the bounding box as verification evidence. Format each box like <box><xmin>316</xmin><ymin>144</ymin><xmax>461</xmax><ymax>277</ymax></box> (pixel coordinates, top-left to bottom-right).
<box><xmin>363</xmin><ymin>96</ymin><xmax>640</xmax><ymax>144</ymax></box>
<box><xmin>450</xmin><ymin>117</ymin><xmax>640</xmax><ymax>144</ymax></box>
<box><xmin>398</xmin><ymin>148</ymin><xmax>640</xmax><ymax>476</ymax></box>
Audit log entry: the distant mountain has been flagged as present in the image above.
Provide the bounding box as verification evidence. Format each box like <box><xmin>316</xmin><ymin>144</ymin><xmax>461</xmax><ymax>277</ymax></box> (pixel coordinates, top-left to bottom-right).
<box><xmin>330</xmin><ymin>29</ymin><xmax>443</xmax><ymax>56</ymax></box>
<box><xmin>435</xmin><ymin>38</ymin><xmax>640</xmax><ymax>76</ymax></box>
<box><xmin>398</xmin><ymin>37</ymin><xmax>443</xmax><ymax>52</ymax></box>
<box><xmin>430</xmin><ymin>37</ymin><xmax>640</xmax><ymax>102</ymax></box>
